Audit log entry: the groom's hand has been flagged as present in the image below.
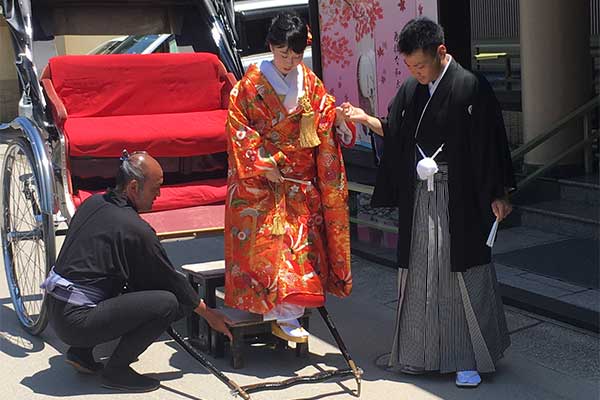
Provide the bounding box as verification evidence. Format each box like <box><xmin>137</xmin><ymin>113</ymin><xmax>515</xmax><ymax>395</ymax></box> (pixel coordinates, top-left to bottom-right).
<box><xmin>491</xmin><ymin>198</ymin><xmax>512</xmax><ymax>221</ymax></box>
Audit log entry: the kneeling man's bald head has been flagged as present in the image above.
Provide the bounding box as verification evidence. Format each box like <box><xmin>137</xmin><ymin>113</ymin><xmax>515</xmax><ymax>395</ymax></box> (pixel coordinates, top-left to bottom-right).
<box><xmin>116</xmin><ymin>151</ymin><xmax>163</xmax><ymax>212</ymax></box>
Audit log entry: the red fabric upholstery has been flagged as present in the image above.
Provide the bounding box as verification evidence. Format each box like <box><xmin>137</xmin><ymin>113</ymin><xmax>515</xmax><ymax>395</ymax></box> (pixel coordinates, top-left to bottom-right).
<box><xmin>72</xmin><ymin>178</ymin><xmax>228</xmax><ymax>213</ymax></box>
<box><xmin>44</xmin><ymin>53</ymin><xmax>232</xmax><ymax>157</ymax></box>
<box><xmin>48</xmin><ymin>53</ymin><xmax>225</xmax><ymax>117</ymax></box>
<box><xmin>43</xmin><ymin>53</ymin><xmax>234</xmax><ymax>212</ymax></box>
<box><xmin>64</xmin><ymin>110</ymin><xmax>228</xmax><ymax>157</ymax></box>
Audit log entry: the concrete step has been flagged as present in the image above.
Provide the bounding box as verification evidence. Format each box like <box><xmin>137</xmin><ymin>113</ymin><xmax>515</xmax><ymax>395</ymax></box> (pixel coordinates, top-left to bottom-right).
<box><xmin>496</xmin><ymin>263</ymin><xmax>599</xmax><ymax>332</ymax></box>
<box><xmin>513</xmin><ymin>173</ymin><xmax>599</xmax><ymax>206</ymax></box>
<box><xmin>559</xmin><ymin>176</ymin><xmax>599</xmax><ymax>206</ymax></box>
<box><xmin>514</xmin><ymin>199</ymin><xmax>599</xmax><ymax>239</ymax></box>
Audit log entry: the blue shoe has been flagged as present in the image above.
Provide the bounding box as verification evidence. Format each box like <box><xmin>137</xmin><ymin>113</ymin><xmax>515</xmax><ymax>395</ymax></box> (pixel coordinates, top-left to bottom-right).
<box><xmin>456</xmin><ymin>370</ymin><xmax>481</xmax><ymax>388</ymax></box>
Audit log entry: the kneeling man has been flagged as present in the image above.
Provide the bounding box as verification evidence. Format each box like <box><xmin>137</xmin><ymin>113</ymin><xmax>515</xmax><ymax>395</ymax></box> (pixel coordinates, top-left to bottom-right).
<box><xmin>43</xmin><ymin>151</ymin><xmax>232</xmax><ymax>392</ymax></box>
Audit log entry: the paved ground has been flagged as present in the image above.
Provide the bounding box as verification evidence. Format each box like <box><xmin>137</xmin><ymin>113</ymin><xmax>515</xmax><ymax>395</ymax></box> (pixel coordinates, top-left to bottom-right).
<box><xmin>1</xmin><ymin>235</ymin><xmax>599</xmax><ymax>400</ymax></box>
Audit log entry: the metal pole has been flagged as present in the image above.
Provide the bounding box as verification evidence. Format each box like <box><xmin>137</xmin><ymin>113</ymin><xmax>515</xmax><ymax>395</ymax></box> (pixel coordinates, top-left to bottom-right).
<box><xmin>518</xmin><ymin>130</ymin><xmax>599</xmax><ymax>190</ymax></box>
<box><xmin>318</xmin><ymin>307</ymin><xmax>362</xmax><ymax>397</ymax></box>
<box><xmin>583</xmin><ymin>113</ymin><xmax>592</xmax><ymax>174</ymax></box>
<box><xmin>505</xmin><ymin>54</ymin><xmax>512</xmax><ymax>91</ymax></box>
<box><xmin>167</xmin><ymin>326</ymin><xmax>251</xmax><ymax>400</ymax></box>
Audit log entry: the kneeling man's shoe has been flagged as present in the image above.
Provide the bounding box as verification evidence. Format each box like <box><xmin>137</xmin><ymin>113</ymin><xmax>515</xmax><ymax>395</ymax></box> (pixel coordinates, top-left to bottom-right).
<box><xmin>271</xmin><ymin>320</ymin><xmax>309</xmax><ymax>343</ymax></box>
<box><xmin>65</xmin><ymin>347</ymin><xmax>103</xmax><ymax>374</ymax></box>
<box><xmin>455</xmin><ymin>370</ymin><xmax>481</xmax><ymax>388</ymax></box>
<box><xmin>101</xmin><ymin>366</ymin><xmax>160</xmax><ymax>393</ymax></box>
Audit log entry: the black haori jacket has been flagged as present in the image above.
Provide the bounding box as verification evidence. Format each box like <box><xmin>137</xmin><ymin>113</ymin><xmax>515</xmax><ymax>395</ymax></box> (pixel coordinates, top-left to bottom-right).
<box><xmin>371</xmin><ymin>59</ymin><xmax>516</xmax><ymax>272</ymax></box>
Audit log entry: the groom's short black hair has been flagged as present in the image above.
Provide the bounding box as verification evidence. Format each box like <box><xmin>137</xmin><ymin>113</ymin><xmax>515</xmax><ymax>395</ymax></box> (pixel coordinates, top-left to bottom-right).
<box><xmin>397</xmin><ymin>17</ymin><xmax>445</xmax><ymax>57</ymax></box>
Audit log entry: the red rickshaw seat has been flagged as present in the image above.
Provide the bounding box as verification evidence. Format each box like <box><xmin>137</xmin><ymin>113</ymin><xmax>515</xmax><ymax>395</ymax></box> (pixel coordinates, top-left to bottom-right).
<box><xmin>63</xmin><ymin>110</ymin><xmax>228</xmax><ymax>157</ymax></box>
<box><xmin>42</xmin><ymin>52</ymin><xmax>234</xmax><ymax>157</ymax></box>
<box><xmin>41</xmin><ymin>52</ymin><xmax>236</xmax><ymax>215</ymax></box>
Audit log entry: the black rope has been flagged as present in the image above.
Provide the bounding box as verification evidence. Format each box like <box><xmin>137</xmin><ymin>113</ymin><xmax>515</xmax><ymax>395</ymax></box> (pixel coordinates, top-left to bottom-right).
<box><xmin>242</xmin><ymin>369</ymin><xmax>355</xmax><ymax>394</ymax></box>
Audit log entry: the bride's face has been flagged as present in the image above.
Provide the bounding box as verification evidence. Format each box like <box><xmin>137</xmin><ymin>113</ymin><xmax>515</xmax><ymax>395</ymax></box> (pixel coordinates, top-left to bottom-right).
<box><xmin>270</xmin><ymin>45</ymin><xmax>304</xmax><ymax>75</ymax></box>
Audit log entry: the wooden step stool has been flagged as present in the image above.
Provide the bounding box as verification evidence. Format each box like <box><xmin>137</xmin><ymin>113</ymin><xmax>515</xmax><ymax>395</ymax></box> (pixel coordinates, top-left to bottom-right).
<box><xmin>183</xmin><ymin>261</ymin><xmax>225</xmax><ymax>351</ymax></box>
<box><xmin>182</xmin><ymin>261</ymin><xmax>310</xmax><ymax>369</ymax></box>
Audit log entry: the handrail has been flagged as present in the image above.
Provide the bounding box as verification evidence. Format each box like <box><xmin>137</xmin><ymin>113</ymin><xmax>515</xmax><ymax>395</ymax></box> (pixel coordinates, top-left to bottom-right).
<box><xmin>511</xmin><ymin>96</ymin><xmax>600</xmax><ymax>161</ymax></box>
<box><xmin>516</xmin><ymin>130</ymin><xmax>599</xmax><ymax>190</ymax></box>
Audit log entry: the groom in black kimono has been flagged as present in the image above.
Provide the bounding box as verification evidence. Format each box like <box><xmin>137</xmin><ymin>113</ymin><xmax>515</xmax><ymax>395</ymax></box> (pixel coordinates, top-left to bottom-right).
<box><xmin>343</xmin><ymin>17</ymin><xmax>515</xmax><ymax>387</ymax></box>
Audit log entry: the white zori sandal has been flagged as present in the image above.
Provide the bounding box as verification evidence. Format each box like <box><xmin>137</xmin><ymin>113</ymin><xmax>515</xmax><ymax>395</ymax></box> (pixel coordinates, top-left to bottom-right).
<box><xmin>455</xmin><ymin>370</ymin><xmax>482</xmax><ymax>388</ymax></box>
<box><xmin>271</xmin><ymin>319</ymin><xmax>309</xmax><ymax>343</ymax></box>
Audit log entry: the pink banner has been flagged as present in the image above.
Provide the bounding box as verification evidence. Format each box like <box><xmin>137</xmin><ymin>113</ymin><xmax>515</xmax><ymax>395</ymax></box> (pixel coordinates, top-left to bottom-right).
<box><xmin>318</xmin><ymin>0</ymin><xmax>437</xmax><ymax>147</ymax></box>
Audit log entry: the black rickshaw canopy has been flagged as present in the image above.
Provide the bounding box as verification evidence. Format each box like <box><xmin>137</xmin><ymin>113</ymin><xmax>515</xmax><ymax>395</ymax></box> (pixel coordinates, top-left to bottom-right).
<box><xmin>1</xmin><ymin>0</ymin><xmax>243</xmax><ymax>122</ymax></box>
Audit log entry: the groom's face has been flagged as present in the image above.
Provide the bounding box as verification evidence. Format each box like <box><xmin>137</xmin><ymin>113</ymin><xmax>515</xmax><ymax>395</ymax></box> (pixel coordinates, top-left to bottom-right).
<box><xmin>403</xmin><ymin>45</ymin><xmax>446</xmax><ymax>85</ymax></box>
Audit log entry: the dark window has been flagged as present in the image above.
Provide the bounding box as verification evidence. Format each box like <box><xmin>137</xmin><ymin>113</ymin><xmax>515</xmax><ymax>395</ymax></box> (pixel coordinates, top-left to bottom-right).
<box><xmin>110</xmin><ymin>35</ymin><xmax>161</xmax><ymax>54</ymax></box>
<box><xmin>235</xmin><ymin>5</ymin><xmax>309</xmax><ymax>57</ymax></box>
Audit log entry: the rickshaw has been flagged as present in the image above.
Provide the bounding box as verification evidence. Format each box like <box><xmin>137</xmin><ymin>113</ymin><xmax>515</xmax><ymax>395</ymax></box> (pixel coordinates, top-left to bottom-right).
<box><xmin>0</xmin><ymin>1</ymin><xmax>361</xmax><ymax>398</ymax></box>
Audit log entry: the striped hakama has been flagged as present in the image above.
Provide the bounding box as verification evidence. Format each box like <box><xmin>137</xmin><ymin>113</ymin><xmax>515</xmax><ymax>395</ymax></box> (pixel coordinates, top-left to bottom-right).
<box><xmin>389</xmin><ymin>165</ymin><xmax>510</xmax><ymax>373</ymax></box>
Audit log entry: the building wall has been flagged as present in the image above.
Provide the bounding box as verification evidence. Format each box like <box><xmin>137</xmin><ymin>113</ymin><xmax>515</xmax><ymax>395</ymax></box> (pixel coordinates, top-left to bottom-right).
<box><xmin>471</xmin><ymin>0</ymin><xmax>598</xmax><ymax>150</ymax></box>
<box><xmin>470</xmin><ymin>0</ymin><xmax>520</xmax><ymax>40</ymax></box>
<box><xmin>0</xmin><ymin>24</ymin><xmax>116</xmax><ymax>122</ymax></box>
<box><xmin>0</xmin><ymin>19</ymin><xmax>19</xmax><ymax>122</ymax></box>
<box><xmin>471</xmin><ymin>0</ymin><xmax>600</xmax><ymax>41</ymax></box>
<box><xmin>57</xmin><ymin>35</ymin><xmax>117</xmax><ymax>55</ymax></box>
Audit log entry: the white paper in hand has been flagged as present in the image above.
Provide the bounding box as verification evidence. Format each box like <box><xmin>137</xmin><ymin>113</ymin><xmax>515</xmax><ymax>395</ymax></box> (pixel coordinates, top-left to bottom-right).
<box><xmin>486</xmin><ymin>218</ymin><xmax>500</xmax><ymax>247</ymax></box>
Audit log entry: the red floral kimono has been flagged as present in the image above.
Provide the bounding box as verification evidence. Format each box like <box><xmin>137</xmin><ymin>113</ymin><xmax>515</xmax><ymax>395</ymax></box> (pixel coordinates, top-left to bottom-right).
<box><xmin>224</xmin><ymin>63</ymin><xmax>352</xmax><ymax>315</ymax></box>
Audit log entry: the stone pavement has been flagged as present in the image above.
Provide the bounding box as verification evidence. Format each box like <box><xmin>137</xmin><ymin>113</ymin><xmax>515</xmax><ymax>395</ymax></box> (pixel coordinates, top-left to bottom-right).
<box><xmin>1</xmin><ymin>235</ymin><xmax>599</xmax><ymax>400</ymax></box>
<box><xmin>493</xmin><ymin>226</ymin><xmax>600</xmax><ymax>331</ymax></box>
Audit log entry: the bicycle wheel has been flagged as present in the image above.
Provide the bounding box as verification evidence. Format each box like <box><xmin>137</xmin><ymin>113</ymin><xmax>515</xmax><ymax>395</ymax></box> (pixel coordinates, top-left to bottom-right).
<box><xmin>1</xmin><ymin>138</ymin><xmax>55</xmax><ymax>335</ymax></box>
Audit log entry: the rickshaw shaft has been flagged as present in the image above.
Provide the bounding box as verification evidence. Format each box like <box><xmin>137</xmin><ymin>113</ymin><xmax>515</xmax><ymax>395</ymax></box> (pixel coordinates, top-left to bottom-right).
<box><xmin>166</xmin><ymin>326</ymin><xmax>251</xmax><ymax>400</ymax></box>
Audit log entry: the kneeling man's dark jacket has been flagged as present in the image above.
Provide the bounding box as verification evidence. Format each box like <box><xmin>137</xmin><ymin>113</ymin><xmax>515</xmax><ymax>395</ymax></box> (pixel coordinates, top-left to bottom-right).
<box><xmin>55</xmin><ymin>190</ymin><xmax>200</xmax><ymax>311</ymax></box>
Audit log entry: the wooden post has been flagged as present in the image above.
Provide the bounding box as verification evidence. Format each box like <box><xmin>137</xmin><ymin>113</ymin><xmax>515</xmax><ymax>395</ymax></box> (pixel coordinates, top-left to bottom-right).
<box><xmin>437</xmin><ymin>0</ymin><xmax>472</xmax><ymax>70</ymax></box>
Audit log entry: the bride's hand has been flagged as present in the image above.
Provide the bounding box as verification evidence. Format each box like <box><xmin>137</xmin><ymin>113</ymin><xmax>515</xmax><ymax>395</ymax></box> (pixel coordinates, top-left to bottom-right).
<box><xmin>340</xmin><ymin>102</ymin><xmax>369</xmax><ymax>124</ymax></box>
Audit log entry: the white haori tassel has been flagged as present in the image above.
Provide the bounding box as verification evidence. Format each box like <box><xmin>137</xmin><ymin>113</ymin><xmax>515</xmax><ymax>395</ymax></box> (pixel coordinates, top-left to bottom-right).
<box><xmin>416</xmin><ymin>144</ymin><xmax>444</xmax><ymax>192</ymax></box>
<box><xmin>417</xmin><ymin>157</ymin><xmax>438</xmax><ymax>191</ymax></box>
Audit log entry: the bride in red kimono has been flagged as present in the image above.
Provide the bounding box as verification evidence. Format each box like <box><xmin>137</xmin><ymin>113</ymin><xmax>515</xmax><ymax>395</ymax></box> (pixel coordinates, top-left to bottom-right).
<box><xmin>224</xmin><ymin>12</ymin><xmax>355</xmax><ymax>343</ymax></box>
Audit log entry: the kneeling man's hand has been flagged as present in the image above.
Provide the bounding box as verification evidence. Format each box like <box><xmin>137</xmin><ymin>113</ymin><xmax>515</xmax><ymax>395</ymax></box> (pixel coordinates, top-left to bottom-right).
<box><xmin>195</xmin><ymin>300</ymin><xmax>233</xmax><ymax>341</ymax></box>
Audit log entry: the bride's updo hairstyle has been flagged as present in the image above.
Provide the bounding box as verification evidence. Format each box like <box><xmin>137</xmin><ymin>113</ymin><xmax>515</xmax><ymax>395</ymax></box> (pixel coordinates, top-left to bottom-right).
<box><xmin>266</xmin><ymin>12</ymin><xmax>308</xmax><ymax>54</ymax></box>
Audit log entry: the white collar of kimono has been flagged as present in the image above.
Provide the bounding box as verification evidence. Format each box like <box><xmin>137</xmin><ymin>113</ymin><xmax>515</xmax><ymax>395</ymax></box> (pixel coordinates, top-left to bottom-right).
<box><xmin>427</xmin><ymin>54</ymin><xmax>452</xmax><ymax>96</ymax></box>
<box><xmin>260</xmin><ymin>61</ymin><xmax>304</xmax><ymax>112</ymax></box>
<box><xmin>416</xmin><ymin>54</ymin><xmax>451</xmax><ymax>192</ymax></box>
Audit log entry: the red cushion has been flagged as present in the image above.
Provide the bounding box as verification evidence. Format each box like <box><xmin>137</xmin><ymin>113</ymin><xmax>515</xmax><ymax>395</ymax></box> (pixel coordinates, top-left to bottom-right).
<box><xmin>72</xmin><ymin>178</ymin><xmax>227</xmax><ymax>212</ymax></box>
<box><xmin>64</xmin><ymin>110</ymin><xmax>228</xmax><ymax>157</ymax></box>
<box><xmin>48</xmin><ymin>53</ymin><xmax>225</xmax><ymax>117</ymax></box>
